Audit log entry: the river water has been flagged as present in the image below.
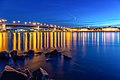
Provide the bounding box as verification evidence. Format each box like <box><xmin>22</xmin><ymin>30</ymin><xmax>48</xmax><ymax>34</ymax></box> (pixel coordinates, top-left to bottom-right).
<box><xmin>0</xmin><ymin>32</ymin><xmax>120</xmax><ymax>80</ymax></box>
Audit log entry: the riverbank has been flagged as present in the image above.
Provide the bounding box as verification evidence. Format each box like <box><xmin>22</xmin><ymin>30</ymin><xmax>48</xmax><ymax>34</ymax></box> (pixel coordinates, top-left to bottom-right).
<box><xmin>0</xmin><ymin>49</ymin><xmax>72</xmax><ymax>80</ymax></box>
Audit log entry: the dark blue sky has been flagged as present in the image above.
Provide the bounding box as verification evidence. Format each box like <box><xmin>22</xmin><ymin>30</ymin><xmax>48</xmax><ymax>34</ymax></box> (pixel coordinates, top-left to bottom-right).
<box><xmin>0</xmin><ymin>0</ymin><xmax>120</xmax><ymax>26</ymax></box>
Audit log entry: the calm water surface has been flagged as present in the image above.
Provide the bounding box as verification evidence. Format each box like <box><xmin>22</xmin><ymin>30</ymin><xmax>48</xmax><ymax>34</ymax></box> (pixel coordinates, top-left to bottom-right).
<box><xmin>0</xmin><ymin>32</ymin><xmax>120</xmax><ymax>80</ymax></box>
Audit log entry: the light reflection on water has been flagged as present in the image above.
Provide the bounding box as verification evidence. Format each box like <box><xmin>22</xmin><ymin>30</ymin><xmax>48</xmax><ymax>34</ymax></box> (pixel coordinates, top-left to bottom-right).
<box><xmin>0</xmin><ymin>32</ymin><xmax>119</xmax><ymax>52</ymax></box>
<box><xmin>0</xmin><ymin>32</ymin><xmax>120</xmax><ymax>80</ymax></box>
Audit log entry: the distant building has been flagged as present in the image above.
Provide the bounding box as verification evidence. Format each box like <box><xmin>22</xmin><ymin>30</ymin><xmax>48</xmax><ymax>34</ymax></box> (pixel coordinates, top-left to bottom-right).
<box><xmin>102</xmin><ymin>26</ymin><xmax>119</xmax><ymax>31</ymax></box>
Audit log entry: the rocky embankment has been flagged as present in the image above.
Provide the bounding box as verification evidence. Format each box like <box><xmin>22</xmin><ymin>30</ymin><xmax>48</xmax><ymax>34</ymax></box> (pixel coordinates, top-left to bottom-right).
<box><xmin>0</xmin><ymin>49</ymin><xmax>72</xmax><ymax>80</ymax></box>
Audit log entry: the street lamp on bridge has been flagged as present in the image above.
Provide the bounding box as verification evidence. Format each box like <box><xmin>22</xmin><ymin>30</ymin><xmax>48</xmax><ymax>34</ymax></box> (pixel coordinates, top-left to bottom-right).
<box><xmin>18</xmin><ymin>20</ymin><xmax>20</xmax><ymax>23</ymax></box>
<box><xmin>13</xmin><ymin>21</ymin><xmax>16</xmax><ymax>24</ymax></box>
<box><xmin>0</xmin><ymin>19</ymin><xmax>7</xmax><ymax>23</ymax></box>
<box><xmin>24</xmin><ymin>22</ymin><xmax>27</xmax><ymax>24</ymax></box>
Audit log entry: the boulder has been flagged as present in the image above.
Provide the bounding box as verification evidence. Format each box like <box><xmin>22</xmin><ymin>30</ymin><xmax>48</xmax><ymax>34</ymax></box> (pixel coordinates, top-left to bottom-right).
<box><xmin>27</xmin><ymin>50</ymin><xmax>34</xmax><ymax>56</ymax></box>
<box><xmin>23</xmin><ymin>69</ymin><xmax>32</xmax><ymax>79</ymax></box>
<box><xmin>36</xmin><ymin>52</ymin><xmax>43</xmax><ymax>55</ymax></box>
<box><xmin>63</xmin><ymin>55</ymin><xmax>72</xmax><ymax>60</ymax></box>
<box><xmin>32</xmin><ymin>67</ymin><xmax>49</xmax><ymax>80</ymax></box>
<box><xmin>12</xmin><ymin>55</ymin><xmax>25</xmax><ymax>62</ymax></box>
<box><xmin>23</xmin><ymin>52</ymin><xmax>29</xmax><ymax>57</ymax></box>
<box><xmin>16</xmin><ymin>68</ymin><xmax>32</xmax><ymax>79</ymax></box>
<box><xmin>45</xmin><ymin>49</ymin><xmax>61</xmax><ymax>57</ymax></box>
<box><xmin>46</xmin><ymin>58</ymin><xmax>52</xmax><ymax>62</ymax></box>
<box><xmin>0</xmin><ymin>66</ymin><xmax>28</xmax><ymax>80</ymax></box>
<box><xmin>0</xmin><ymin>51</ymin><xmax>10</xmax><ymax>60</ymax></box>
<box><xmin>10</xmin><ymin>50</ymin><xmax>17</xmax><ymax>57</ymax></box>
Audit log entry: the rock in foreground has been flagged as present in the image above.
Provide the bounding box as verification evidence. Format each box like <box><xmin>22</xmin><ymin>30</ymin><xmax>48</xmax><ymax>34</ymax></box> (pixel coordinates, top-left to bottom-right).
<box><xmin>45</xmin><ymin>49</ymin><xmax>61</xmax><ymax>57</ymax></box>
<box><xmin>32</xmin><ymin>67</ymin><xmax>49</xmax><ymax>80</ymax></box>
<box><xmin>0</xmin><ymin>66</ymin><xmax>28</xmax><ymax>80</ymax></box>
<box><xmin>0</xmin><ymin>51</ymin><xmax>10</xmax><ymax>60</ymax></box>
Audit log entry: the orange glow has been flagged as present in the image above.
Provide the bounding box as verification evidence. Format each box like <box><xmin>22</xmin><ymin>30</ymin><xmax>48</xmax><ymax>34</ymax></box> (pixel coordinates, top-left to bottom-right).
<box><xmin>0</xmin><ymin>33</ymin><xmax>3</xmax><ymax>51</ymax></box>
<box><xmin>80</xmin><ymin>28</ymin><xmax>89</xmax><ymax>31</ymax></box>
<box><xmin>44</xmin><ymin>32</ymin><xmax>47</xmax><ymax>48</ymax></box>
<box><xmin>73</xmin><ymin>32</ymin><xmax>77</xmax><ymax>48</ymax></box>
<box><xmin>33</xmin><ymin>32</ymin><xmax>37</xmax><ymax>51</ymax></box>
<box><xmin>29</xmin><ymin>33</ymin><xmax>32</xmax><ymax>49</ymax></box>
<box><xmin>24</xmin><ymin>32</ymin><xmax>28</xmax><ymax>51</ymax></box>
<box><xmin>40</xmin><ymin>32</ymin><xmax>43</xmax><ymax>49</ymax></box>
<box><xmin>63</xmin><ymin>32</ymin><xmax>66</xmax><ymax>48</ymax></box>
<box><xmin>46</xmin><ymin>32</ymin><xmax>49</xmax><ymax>48</ymax></box>
<box><xmin>53</xmin><ymin>32</ymin><xmax>57</xmax><ymax>48</ymax></box>
<box><xmin>50</xmin><ymin>32</ymin><xmax>53</xmax><ymax>48</ymax></box>
<box><xmin>13</xmin><ymin>33</ymin><xmax>17</xmax><ymax>50</ymax></box>
<box><xmin>58</xmin><ymin>32</ymin><xmax>60</xmax><ymax>48</ymax></box>
<box><xmin>37</xmin><ymin>32</ymin><xmax>40</xmax><ymax>49</ymax></box>
<box><xmin>2</xmin><ymin>33</ymin><xmax>6</xmax><ymax>50</ymax></box>
<box><xmin>66</xmin><ymin>32</ymin><xmax>72</xmax><ymax>49</ymax></box>
<box><xmin>102</xmin><ymin>27</ymin><xmax>119</xmax><ymax>31</ymax></box>
<box><xmin>18</xmin><ymin>33</ymin><xmax>21</xmax><ymax>51</ymax></box>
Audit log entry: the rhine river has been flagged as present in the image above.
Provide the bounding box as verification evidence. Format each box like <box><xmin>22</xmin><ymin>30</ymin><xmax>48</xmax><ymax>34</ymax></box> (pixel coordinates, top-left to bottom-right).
<box><xmin>0</xmin><ymin>31</ymin><xmax>120</xmax><ymax>80</ymax></box>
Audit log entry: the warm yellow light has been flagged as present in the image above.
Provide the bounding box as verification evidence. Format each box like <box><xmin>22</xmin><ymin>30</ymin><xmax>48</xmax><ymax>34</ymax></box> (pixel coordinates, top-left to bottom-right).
<box><xmin>58</xmin><ymin>26</ymin><xmax>60</xmax><ymax>28</ymax></box>
<box><xmin>102</xmin><ymin>28</ymin><xmax>119</xmax><ymax>31</ymax></box>
<box><xmin>80</xmin><ymin>28</ymin><xmax>89</xmax><ymax>31</ymax></box>
<box><xmin>32</xmin><ymin>22</ymin><xmax>36</xmax><ymax>25</ymax></box>
<box><xmin>24</xmin><ymin>22</ymin><xmax>27</xmax><ymax>24</ymax></box>
<box><xmin>50</xmin><ymin>24</ymin><xmax>53</xmax><ymax>27</ymax></box>
<box><xmin>46</xmin><ymin>24</ymin><xmax>49</xmax><ymax>26</ymax></box>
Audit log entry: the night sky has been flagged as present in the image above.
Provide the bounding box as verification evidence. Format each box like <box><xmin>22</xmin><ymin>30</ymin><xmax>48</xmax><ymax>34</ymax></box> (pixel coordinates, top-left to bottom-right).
<box><xmin>0</xmin><ymin>0</ymin><xmax>120</xmax><ymax>27</ymax></box>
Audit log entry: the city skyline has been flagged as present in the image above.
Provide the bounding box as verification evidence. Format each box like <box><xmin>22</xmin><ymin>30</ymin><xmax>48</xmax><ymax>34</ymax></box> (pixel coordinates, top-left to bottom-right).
<box><xmin>0</xmin><ymin>0</ymin><xmax>120</xmax><ymax>27</ymax></box>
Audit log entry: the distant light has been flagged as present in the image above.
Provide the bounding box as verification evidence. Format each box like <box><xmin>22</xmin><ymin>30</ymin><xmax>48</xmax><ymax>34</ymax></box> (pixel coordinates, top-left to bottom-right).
<box><xmin>50</xmin><ymin>24</ymin><xmax>53</xmax><ymax>27</ymax></box>
<box><xmin>24</xmin><ymin>22</ymin><xmax>27</xmax><ymax>24</ymax></box>
<box><xmin>44</xmin><ymin>23</ymin><xmax>46</xmax><ymax>25</ymax></box>
<box><xmin>37</xmin><ymin>22</ymin><xmax>40</xmax><ymax>25</ymax></box>
<box><xmin>54</xmin><ymin>25</ymin><xmax>57</xmax><ymax>28</ymax></box>
<box><xmin>32</xmin><ymin>22</ymin><xmax>36</xmax><ymax>25</ymax></box>
<box><xmin>0</xmin><ymin>19</ymin><xmax>7</xmax><ymax>23</ymax></box>
<box><xmin>13</xmin><ymin>21</ymin><xmax>16</xmax><ymax>24</ymax></box>
<box><xmin>29</xmin><ymin>22</ymin><xmax>32</xmax><ymax>24</ymax></box>
<box><xmin>40</xmin><ymin>23</ymin><xmax>42</xmax><ymax>26</ymax></box>
<box><xmin>18</xmin><ymin>20</ymin><xmax>20</xmax><ymax>23</ymax></box>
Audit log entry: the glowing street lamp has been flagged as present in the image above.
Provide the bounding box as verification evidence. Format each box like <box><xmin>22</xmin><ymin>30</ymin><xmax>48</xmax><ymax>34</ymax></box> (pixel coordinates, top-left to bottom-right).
<box><xmin>18</xmin><ymin>20</ymin><xmax>20</xmax><ymax>23</ymax></box>
<box><xmin>37</xmin><ymin>22</ymin><xmax>40</xmax><ymax>25</ymax></box>
<box><xmin>54</xmin><ymin>25</ymin><xmax>57</xmax><ymax>28</ymax></box>
<box><xmin>40</xmin><ymin>23</ymin><xmax>42</xmax><ymax>26</ymax></box>
<box><xmin>50</xmin><ymin>24</ymin><xmax>53</xmax><ymax>27</ymax></box>
<box><xmin>0</xmin><ymin>19</ymin><xmax>7</xmax><ymax>23</ymax></box>
<box><xmin>44</xmin><ymin>23</ymin><xmax>46</xmax><ymax>26</ymax></box>
<box><xmin>13</xmin><ymin>21</ymin><xmax>16</xmax><ymax>24</ymax></box>
<box><xmin>29</xmin><ymin>22</ymin><xmax>32</xmax><ymax>24</ymax></box>
<box><xmin>46</xmin><ymin>24</ymin><xmax>49</xmax><ymax>26</ymax></box>
<box><xmin>24</xmin><ymin>22</ymin><xmax>27</xmax><ymax>24</ymax></box>
<box><xmin>58</xmin><ymin>26</ymin><xmax>60</xmax><ymax>28</ymax></box>
<box><xmin>32</xmin><ymin>22</ymin><xmax>36</xmax><ymax>25</ymax></box>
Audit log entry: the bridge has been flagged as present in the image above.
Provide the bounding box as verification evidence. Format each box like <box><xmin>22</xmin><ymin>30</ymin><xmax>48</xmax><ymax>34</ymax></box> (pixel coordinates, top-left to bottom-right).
<box><xmin>0</xmin><ymin>22</ymin><xmax>66</xmax><ymax>31</ymax></box>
